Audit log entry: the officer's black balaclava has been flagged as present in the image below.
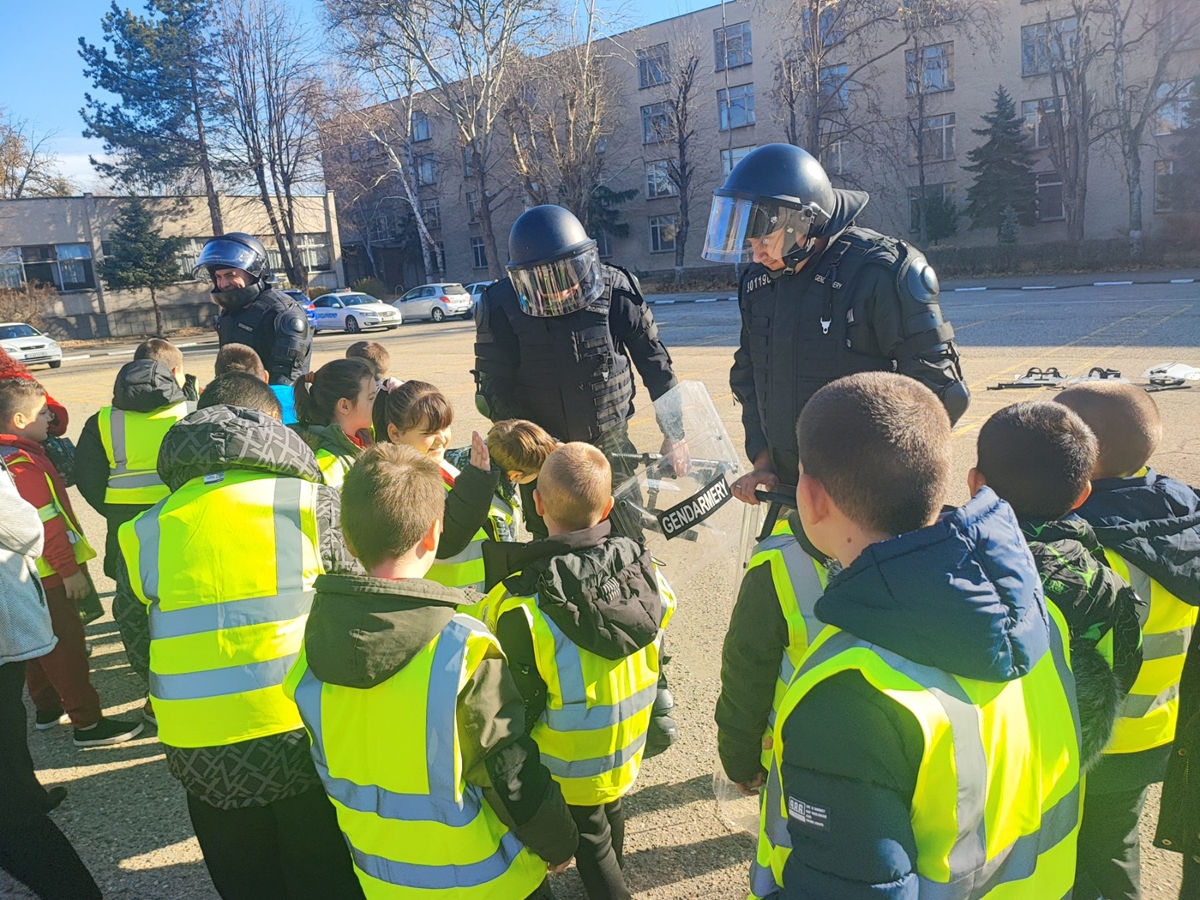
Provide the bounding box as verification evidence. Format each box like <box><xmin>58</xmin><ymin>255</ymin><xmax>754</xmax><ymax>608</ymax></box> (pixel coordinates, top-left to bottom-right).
<box><xmin>210</xmin><ymin>273</ymin><xmax>264</xmax><ymax>311</ymax></box>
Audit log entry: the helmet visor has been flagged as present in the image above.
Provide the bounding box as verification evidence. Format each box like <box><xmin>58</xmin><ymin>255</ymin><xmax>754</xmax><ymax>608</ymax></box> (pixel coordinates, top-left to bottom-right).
<box><xmin>192</xmin><ymin>239</ymin><xmax>263</xmax><ymax>280</ymax></box>
<box><xmin>701</xmin><ymin>195</ymin><xmax>821</xmax><ymax>264</ymax></box>
<box><xmin>509</xmin><ymin>245</ymin><xmax>604</xmax><ymax>317</ymax></box>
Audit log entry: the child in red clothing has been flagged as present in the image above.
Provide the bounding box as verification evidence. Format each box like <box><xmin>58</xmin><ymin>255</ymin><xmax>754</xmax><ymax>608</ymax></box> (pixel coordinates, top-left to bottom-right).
<box><xmin>0</xmin><ymin>378</ymin><xmax>142</xmax><ymax>747</ymax></box>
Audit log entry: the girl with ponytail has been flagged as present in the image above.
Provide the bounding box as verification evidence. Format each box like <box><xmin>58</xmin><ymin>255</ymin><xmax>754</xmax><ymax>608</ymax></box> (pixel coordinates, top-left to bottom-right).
<box><xmin>293</xmin><ymin>358</ymin><xmax>376</xmax><ymax>488</ymax></box>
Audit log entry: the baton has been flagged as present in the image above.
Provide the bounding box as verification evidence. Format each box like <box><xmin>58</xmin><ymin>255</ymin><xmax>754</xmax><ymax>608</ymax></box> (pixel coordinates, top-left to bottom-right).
<box><xmin>753</xmin><ymin>485</ymin><xmax>798</xmax><ymax>542</ymax></box>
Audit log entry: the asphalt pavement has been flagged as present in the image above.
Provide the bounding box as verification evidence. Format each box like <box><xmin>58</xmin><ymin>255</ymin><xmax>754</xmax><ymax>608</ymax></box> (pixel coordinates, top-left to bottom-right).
<box><xmin>4</xmin><ymin>280</ymin><xmax>1199</xmax><ymax>898</ymax></box>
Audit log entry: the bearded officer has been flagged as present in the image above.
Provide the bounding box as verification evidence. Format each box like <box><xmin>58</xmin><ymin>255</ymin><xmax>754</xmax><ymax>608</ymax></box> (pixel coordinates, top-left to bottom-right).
<box><xmin>193</xmin><ymin>232</ymin><xmax>312</xmax><ymax>387</ymax></box>
<box><xmin>703</xmin><ymin>144</ymin><xmax>969</xmax><ymax>503</ymax></box>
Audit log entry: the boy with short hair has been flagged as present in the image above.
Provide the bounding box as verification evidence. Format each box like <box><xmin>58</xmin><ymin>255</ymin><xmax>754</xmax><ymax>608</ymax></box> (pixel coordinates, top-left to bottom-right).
<box><xmin>213</xmin><ymin>343</ymin><xmax>268</xmax><ymax>381</ymax></box>
<box><xmin>482</xmin><ymin>419</ymin><xmax>559</xmax><ymax>542</ymax></box>
<box><xmin>483</xmin><ymin>442</ymin><xmax>674</xmax><ymax>900</ymax></box>
<box><xmin>285</xmin><ymin>443</ymin><xmax>577</xmax><ymax>899</ymax></box>
<box><xmin>134</xmin><ymin>337</ymin><xmax>198</xmax><ymax>402</ymax></box>
<box><xmin>346</xmin><ymin>340</ymin><xmax>402</xmax><ymax>391</ymax></box>
<box><xmin>972</xmin><ymin>400</ymin><xmax>1143</xmax><ymax>768</ymax></box>
<box><xmin>0</xmin><ymin>379</ymin><xmax>143</xmax><ymax>747</ymax></box>
<box><xmin>1055</xmin><ymin>382</ymin><xmax>1200</xmax><ymax>900</ymax></box>
<box><xmin>766</xmin><ymin>372</ymin><xmax>1080</xmax><ymax>899</ymax></box>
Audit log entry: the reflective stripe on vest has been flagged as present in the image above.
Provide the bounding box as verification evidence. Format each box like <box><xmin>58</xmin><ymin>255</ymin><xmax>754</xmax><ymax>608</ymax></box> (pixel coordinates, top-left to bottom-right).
<box><xmin>119</xmin><ymin>472</ymin><xmax>320</xmax><ymax>748</ymax></box>
<box><xmin>491</xmin><ymin>569</ymin><xmax>676</xmax><ymax>805</ymax></box>
<box><xmin>285</xmin><ymin>614</ymin><xmax>546</xmax><ymax>898</ymax></box>
<box><xmin>0</xmin><ymin>447</ymin><xmax>96</xmax><ymax>579</ymax></box>
<box><xmin>1104</xmin><ymin>550</ymin><xmax>1197</xmax><ymax>754</ymax></box>
<box><xmin>98</xmin><ymin>403</ymin><xmax>189</xmax><ymax>504</ymax></box>
<box><xmin>314</xmin><ymin>449</ymin><xmax>348</xmax><ymax>490</ymax></box>
<box><xmin>762</xmin><ymin>603</ymin><xmax>1081</xmax><ymax>899</ymax></box>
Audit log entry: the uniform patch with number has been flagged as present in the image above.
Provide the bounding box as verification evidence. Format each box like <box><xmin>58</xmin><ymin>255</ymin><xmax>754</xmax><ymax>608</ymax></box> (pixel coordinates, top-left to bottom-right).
<box><xmin>745</xmin><ymin>273</ymin><xmax>771</xmax><ymax>293</ymax></box>
<box><xmin>788</xmin><ymin>795</ymin><xmax>829</xmax><ymax>831</ymax></box>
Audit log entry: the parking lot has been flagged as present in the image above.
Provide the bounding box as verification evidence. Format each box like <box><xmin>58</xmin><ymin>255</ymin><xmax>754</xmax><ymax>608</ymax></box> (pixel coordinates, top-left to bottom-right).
<box><xmin>4</xmin><ymin>281</ymin><xmax>1199</xmax><ymax>898</ymax></box>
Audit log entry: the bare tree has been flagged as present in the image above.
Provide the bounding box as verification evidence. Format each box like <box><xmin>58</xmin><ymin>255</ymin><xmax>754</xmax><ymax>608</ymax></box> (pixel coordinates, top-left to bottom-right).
<box><xmin>0</xmin><ymin>113</ymin><xmax>74</xmax><ymax>199</ymax></box>
<box><xmin>1100</xmin><ymin>0</ymin><xmax>1200</xmax><ymax>256</ymax></box>
<box><xmin>213</xmin><ymin>0</ymin><xmax>326</xmax><ymax>289</ymax></box>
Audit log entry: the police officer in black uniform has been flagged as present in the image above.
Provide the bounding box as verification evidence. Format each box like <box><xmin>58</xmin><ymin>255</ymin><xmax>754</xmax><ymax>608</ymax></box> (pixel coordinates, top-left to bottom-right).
<box><xmin>192</xmin><ymin>232</ymin><xmax>312</xmax><ymax>386</ymax></box>
<box><xmin>474</xmin><ymin>204</ymin><xmax>683</xmax><ymax>533</ymax></box>
<box><xmin>702</xmin><ymin>144</ymin><xmax>969</xmax><ymax>502</ymax></box>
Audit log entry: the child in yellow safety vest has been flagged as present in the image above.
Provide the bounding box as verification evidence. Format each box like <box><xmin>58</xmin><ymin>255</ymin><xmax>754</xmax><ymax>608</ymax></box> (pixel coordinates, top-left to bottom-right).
<box><xmin>293</xmin><ymin>358</ymin><xmax>376</xmax><ymax>489</ymax></box>
<box><xmin>0</xmin><ymin>379</ymin><xmax>143</xmax><ymax>748</ymax></box>
<box><xmin>484</xmin><ymin>418</ymin><xmax>561</xmax><ymax>541</ymax></box>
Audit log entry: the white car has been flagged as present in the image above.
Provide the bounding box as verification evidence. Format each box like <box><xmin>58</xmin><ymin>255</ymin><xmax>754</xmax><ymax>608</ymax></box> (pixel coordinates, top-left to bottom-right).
<box><xmin>0</xmin><ymin>323</ymin><xmax>62</xmax><ymax>369</ymax></box>
<box><xmin>307</xmin><ymin>292</ymin><xmax>402</xmax><ymax>333</ymax></box>
<box><xmin>464</xmin><ymin>281</ymin><xmax>493</xmax><ymax>313</ymax></box>
<box><xmin>394</xmin><ymin>283</ymin><xmax>474</xmax><ymax>322</ymax></box>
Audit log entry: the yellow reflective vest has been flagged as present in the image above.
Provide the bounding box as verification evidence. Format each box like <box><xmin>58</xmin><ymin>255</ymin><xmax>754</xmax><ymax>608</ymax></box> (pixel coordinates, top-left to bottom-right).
<box><xmin>762</xmin><ymin>603</ymin><xmax>1081</xmax><ymax>900</ymax></box>
<box><xmin>485</xmin><ymin>569</ymin><xmax>676</xmax><ymax>806</ymax></box>
<box><xmin>98</xmin><ymin>403</ymin><xmax>190</xmax><ymax>505</ymax></box>
<box><xmin>284</xmin><ymin>614</ymin><xmax>547</xmax><ymax>899</ymax></box>
<box><xmin>427</xmin><ymin>460</ymin><xmax>512</xmax><ymax>593</ymax></box>
<box><xmin>1104</xmin><ymin>550</ymin><xmax>1197</xmax><ymax>755</ymax></box>
<box><xmin>119</xmin><ymin>470</ymin><xmax>322</xmax><ymax>748</ymax></box>
<box><xmin>0</xmin><ymin>447</ymin><xmax>96</xmax><ymax>579</ymax></box>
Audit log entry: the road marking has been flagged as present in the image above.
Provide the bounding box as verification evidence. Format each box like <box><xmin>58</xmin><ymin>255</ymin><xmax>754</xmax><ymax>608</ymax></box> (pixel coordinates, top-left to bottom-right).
<box><xmin>1022</xmin><ymin>285</ymin><xmax>1057</xmax><ymax>290</ymax></box>
<box><xmin>61</xmin><ymin>354</ymin><xmax>91</xmax><ymax>361</ymax></box>
<box><xmin>654</xmin><ymin>299</ymin><xmax>676</xmax><ymax>304</ymax></box>
<box><xmin>1171</xmin><ymin>278</ymin><xmax>1196</xmax><ymax>284</ymax></box>
<box><xmin>107</xmin><ymin>350</ymin><xmax>135</xmax><ymax>356</ymax></box>
<box><xmin>954</xmin><ymin>287</ymin><xmax>988</xmax><ymax>292</ymax></box>
<box><xmin>1094</xmin><ymin>281</ymin><xmax>1134</xmax><ymax>286</ymax></box>
<box><xmin>696</xmin><ymin>298</ymin><xmax>718</xmax><ymax>303</ymax></box>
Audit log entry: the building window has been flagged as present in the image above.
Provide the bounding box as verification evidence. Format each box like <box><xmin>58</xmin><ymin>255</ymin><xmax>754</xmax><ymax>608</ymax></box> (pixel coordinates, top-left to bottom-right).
<box><xmin>715</xmin><ymin>22</ymin><xmax>752</xmax><ymax>71</ymax></box>
<box><xmin>641</xmin><ymin>102</ymin><xmax>670</xmax><ymax>143</ymax></box>
<box><xmin>596</xmin><ymin>137</ymin><xmax>607</xmax><ymax>154</ymax></box>
<box><xmin>595</xmin><ymin>230</ymin><xmax>612</xmax><ymax>258</ymax></box>
<box><xmin>638</xmin><ymin>43</ymin><xmax>670</xmax><ymax>89</ymax></box>
<box><xmin>906</xmin><ymin>42</ymin><xmax>954</xmax><ymax>95</ymax></box>
<box><xmin>823</xmin><ymin>137</ymin><xmax>848</xmax><ymax>175</ymax></box>
<box><xmin>1021</xmin><ymin>98</ymin><xmax>1062</xmax><ymax>150</ymax></box>
<box><xmin>649</xmin><ymin>215</ymin><xmax>677</xmax><ymax>253</ymax></box>
<box><xmin>421</xmin><ymin>198</ymin><xmax>441</xmax><ymax>230</ymax></box>
<box><xmin>0</xmin><ymin>249</ymin><xmax>21</xmax><ymax>290</ymax></box>
<box><xmin>1021</xmin><ymin>18</ymin><xmax>1078</xmax><ymax>77</ymax></box>
<box><xmin>907</xmin><ymin>183</ymin><xmax>955</xmax><ymax>233</ymax></box>
<box><xmin>3</xmin><ymin>244</ymin><xmax>97</xmax><ymax>292</ymax></box>
<box><xmin>914</xmin><ymin>113</ymin><xmax>956</xmax><ymax>162</ymax></box>
<box><xmin>471</xmin><ymin>236</ymin><xmax>487</xmax><ymax>269</ymax></box>
<box><xmin>645</xmin><ymin>160</ymin><xmax>678</xmax><ymax>199</ymax></box>
<box><xmin>819</xmin><ymin>64</ymin><xmax>849</xmax><ymax>111</ymax></box>
<box><xmin>802</xmin><ymin>6</ymin><xmax>844</xmax><ymax>47</ymax></box>
<box><xmin>368</xmin><ymin>215</ymin><xmax>394</xmax><ymax>243</ymax></box>
<box><xmin>719</xmin><ymin>84</ymin><xmax>756</xmax><ymax>131</ymax></box>
<box><xmin>175</xmin><ymin>237</ymin><xmax>209</xmax><ymax>279</ymax></box>
<box><xmin>466</xmin><ymin>191</ymin><xmax>480</xmax><ymax>223</ymax></box>
<box><xmin>1155</xmin><ymin>160</ymin><xmax>1176</xmax><ymax>212</ymax></box>
<box><xmin>1155</xmin><ymin>82</ymin><xmax>1188</xmax><ymax>135</ymax></box>
<box><xmin>462</xmin><ymin>146</ymin><xmax>475</xmax><ymax>178</ymax></box>
<box><xmin>411</xmin><ymin>110</ymin><xmax>431</xmax><ymax>142</ymax></box>
<box><xmin>297</xmin><ymin>234</ymin><xmax>332</xmax><ymax>272</ymax></box>
<box><xmin>721</xmin><ymin>144</ymin><xmax>756</xmax><ymax>176</ymax></box>
<box><xmin>416</xmin><ymin>154</ymin><xmax>437</xmax><ymax>186</ymax></box>
<box><xmin>1035</xmin><ymin>172</ymin><xmax>1065</xmax><ymax>221</ymax></box>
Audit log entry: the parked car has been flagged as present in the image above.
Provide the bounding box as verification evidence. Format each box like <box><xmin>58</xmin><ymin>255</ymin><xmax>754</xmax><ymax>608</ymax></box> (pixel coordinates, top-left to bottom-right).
<box><xmin>394</xmin><ymin>283</ymin><xmax>473</xmax><ymax>322</ymax></box>
<box><xmin>0</xmin><ymin>323</ymin><xmax>62</xmax><ymax>369</ymax></box>
<box><xmin>307</xmin><ymin>292</ymin><xmax>402</xmax><ymax>333</ymax></box>
<box><xmin>281</xmin><ymin>289</ymin><xmax>310</xmax><ymax>306</ymax></box>
<box><xmin>463</xmin><ymin>281</ymin><xmax>494</xmax><ymax>314</ymax></box>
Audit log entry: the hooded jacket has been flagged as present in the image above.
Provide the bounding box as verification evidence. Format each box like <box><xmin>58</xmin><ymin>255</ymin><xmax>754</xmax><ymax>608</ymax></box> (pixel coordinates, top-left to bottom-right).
<box><xmin>303</xmin><ymin>574</ymin><xmax>578</xmax><ymax>867</ymax></box>
<box><xmin>293</xmin><ymin>420</ymin><xmax>364</xmax><ymax>488</ymax></box>
<box><xmin>0</xmin><ymin>458</ymin><xmax>55</xmax><ymax>666</ymax></box>
<box><xmin>76</xmin><ymin>359</ymin><xmax>191</xmax><ymax>578</ymax></box>
<box><xmin>778</xmin><ymin>490</ymin><xmax>1078</xmax><ymax>899</ymax></box>
<box><xmin>113</xmin><ymin>405</ymin><xmax>358</xmax><ymax>809</ymax></box>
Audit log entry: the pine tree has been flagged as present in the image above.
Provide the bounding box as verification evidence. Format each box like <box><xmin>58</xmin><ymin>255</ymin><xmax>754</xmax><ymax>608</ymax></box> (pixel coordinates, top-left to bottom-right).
<box><xmin>1176</xmin><ymin>78</ymin><xmax>1200</xmax><ymax>213</ymax></box>
<box><xmin>101</xmin><ymin>196</ymin><xmax>183</xmax><ymax>338</ymax></box>
<box><xmin>963</xmin><ymin>86</ymin><xmax>1037</xmax><ymax>241</ymax></box>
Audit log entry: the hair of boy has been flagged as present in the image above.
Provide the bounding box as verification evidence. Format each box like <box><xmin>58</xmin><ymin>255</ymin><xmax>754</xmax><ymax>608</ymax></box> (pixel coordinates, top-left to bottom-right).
<box><xmin>375</xmin><ymin>379</ymin><xmax>453</xmax><ymax>438</ymax></box>
<box><xmin>341</xmin><ymin>442</ymin><xmax>446</xmax><ymax>568</ymax></box>
<box><xmin>976</xmin><ymin>401</ymin><xmax>1098</xmax><ymax>520</ymax></box>
<box><xmin>293</xmin><ymin>358</ymin><xmax>373</xmax><ymax>427</ymax></box>
<box><xmin>214</xmin><ymin>343</ymin><xmax>267</xmax><ymax>380</ymax></box>
<box><xmin>537</xmin><ymin>442</ymin><xmax>612</xmax><ymax>532</ymax></box>
<box><xmin>1055</xmin><ymin>382</ymin><xmax>1162</xmax><ymax>479</ymax></box>
<box><xmin>197</xmin><ymin>372</ymin><xmax>283</xmax><ymax>419</ymax></box>
<box><xmin>134</xmin><ymin>337</ymin><xmax>184</xmax><ymax>373</ymax></box>
<box><xmin>796</xmin><ymin>372</ymin><xmax>952</xmax><ymax>536</ymax></box>
<box><xmin>0</xmin><ymin>377</ymin><xmax>45</xmax><ymax>427</ymax></box>
<box><xmin>345</xmin><ymin>340</ymin><xmax>390</xmax><ymax>380</ymax></box>
<box><xmin>488</xmin><ymin>419</ymin><xmax>558</xmax><ymax>475</ymax></box>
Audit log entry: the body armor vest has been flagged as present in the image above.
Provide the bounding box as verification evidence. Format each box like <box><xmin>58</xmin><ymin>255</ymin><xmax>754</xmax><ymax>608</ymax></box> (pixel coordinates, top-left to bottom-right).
<box><xmin>216</xmin><ymin>287</ymin><xmax>311</xmax><ymax>384</ymax></box>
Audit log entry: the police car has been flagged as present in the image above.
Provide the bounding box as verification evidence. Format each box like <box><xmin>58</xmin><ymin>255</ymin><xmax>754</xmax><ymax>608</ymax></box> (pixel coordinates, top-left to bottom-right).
<box><xmin>0</xmin><ymin>322</ymin><xmax>62</xmax><ymax>369</ymax></box>
<box><xmin>306</xmin><ymin>292</ymin><xmax>402</xmax><ymax>333</ymax></box>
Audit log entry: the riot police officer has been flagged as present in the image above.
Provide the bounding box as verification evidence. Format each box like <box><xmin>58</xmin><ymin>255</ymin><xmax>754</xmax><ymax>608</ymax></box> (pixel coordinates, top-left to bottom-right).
<box><xmin>474</xmin><ymin>205</ymin><xmax>683</xmax><ymax>534</ymax></box>
<box><xmin>702</xmin><ymin>144</ymin><xmax>969</xmax><ymax>501</ymax></box>
<box><xmin>193</xmin><ymin>233</ymin><xmax>312</xmax><ymax>386</ymax></box>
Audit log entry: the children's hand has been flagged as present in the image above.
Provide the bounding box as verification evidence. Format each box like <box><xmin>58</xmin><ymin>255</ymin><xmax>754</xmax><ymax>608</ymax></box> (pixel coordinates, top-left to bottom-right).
<box><xmin>736</xmin><ymin>771</ymin><xmax>766</xmax><ymax>797</ymax></box>
<box><xmin>62</xmin><ymin>571</ymin><xmax>90</xmax><ymax>602</ymax></box>
<box><xmin>549</xmin><ymin>858</ymin><xmax>573</xmax><ymax>874</ymax></box>
<box><xmin>470</xmin><ymin>431</ymin><xmax>490</xmax><ymax>471</ymax></box>
<box><xmin>660</xmin><ymin>436</ymin><xmax>690</xmax><ymax>477</ymax></box>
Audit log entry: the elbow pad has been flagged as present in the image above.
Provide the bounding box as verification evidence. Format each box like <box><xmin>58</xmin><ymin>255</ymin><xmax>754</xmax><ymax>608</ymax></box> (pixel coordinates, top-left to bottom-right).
<box><xmin>271</xmin><ymin>309</ymin><xmax>312</xmax><ymax>382</ymax></box>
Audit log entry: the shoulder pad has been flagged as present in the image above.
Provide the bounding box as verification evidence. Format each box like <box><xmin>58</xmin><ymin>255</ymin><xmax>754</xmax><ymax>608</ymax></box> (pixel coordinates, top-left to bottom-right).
<box><xmin>278</xmin><ymin>309</ymin><xmax>309</xmax><ymax>334</ymax></box>
<box><xmin>899</xmin><ymin>251</ymin><xmax>940</xmax><ymax>304</ymax></box>
<box><xmin>605</xmin><ymin>264</ymin><xmax>644</xmax><ymax>299</ymax></box>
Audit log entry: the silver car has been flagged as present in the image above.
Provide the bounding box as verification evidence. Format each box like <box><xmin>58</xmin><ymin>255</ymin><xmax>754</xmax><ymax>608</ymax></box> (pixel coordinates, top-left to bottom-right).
<box><xmin>0</xmin><ymin>322</ymin><xmax>62</xmax><ymax>369</ymax></box>
<box><xmin>307</xmin><ymin>292</ymin><xmax>402</xmax><ymax>333</ymax></box>
<box><xmin>393</xmin><ymin>283</ymin><xmax>474</xmax><ymax>322</ymax></box>
<box><xmin>463</xmin><ymin>281</ymin><xmax>494</xmax><ymax>313</ymax></box>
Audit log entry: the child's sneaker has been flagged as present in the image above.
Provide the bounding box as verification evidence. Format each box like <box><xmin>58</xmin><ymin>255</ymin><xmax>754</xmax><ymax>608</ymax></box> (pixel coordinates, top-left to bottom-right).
<box><xmin>73</xmin><ymin>717</ymin><xmax>144</xmax><ymax>747</ymax></box>
<box><xmin>34</xmin><ymin>708</ymin><xmax>69</xmax><ymax>730</ymax></box>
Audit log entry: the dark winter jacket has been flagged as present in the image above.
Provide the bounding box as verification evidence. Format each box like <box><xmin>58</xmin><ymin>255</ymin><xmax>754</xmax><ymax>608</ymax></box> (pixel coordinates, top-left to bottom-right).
<box><xmin>76</xmin><ymin>360</ymin><xmax>190</xmax><ymax>579</ymax></box>
<box><xmin>113</xmin><ymin>405</ymin><xmax>359</xmax><ymax>810</ymax></box>
<box><xmin>304</xmin><ymin>573</ymin><xmax>578</xmax><ymax>866</ymax></box>
<box><xmin>778</xmin><ymin>489</ymin><xmax>1081</xmax><ymax>899</ymax></box>
<box><xmin>1020</xmin><ymin>514</ymin><xmax>1144</xmax><ymax>769</ymax></box>
<box><xmin>439</xmin><ymin>460</ymin><xmax>504</xmax><ymax>560</ymax></box>
<box><xmin>487</xmin><ymin>522</ymin><xmax>664</xmax><ymax>729</ymax></box>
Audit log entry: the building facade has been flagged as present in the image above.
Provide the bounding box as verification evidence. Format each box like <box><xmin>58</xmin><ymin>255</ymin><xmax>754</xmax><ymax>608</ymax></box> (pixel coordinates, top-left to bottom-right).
<box><xmin>0</xmin><ymin>192</ymin><xmax>344</xmax><ymax>337</ymax></box>
<box><xmin>329</xmin><ymin>0</ymin><xmax>1198</xmax><ymax>286</ymax></box>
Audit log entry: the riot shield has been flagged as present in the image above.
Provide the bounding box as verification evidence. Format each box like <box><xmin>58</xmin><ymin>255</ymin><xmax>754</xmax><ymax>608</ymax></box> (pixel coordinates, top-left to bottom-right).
<box><xmin>609</xmin><ymin>380</ymin><xmax>745</xmax><ymax>593</ymax></box>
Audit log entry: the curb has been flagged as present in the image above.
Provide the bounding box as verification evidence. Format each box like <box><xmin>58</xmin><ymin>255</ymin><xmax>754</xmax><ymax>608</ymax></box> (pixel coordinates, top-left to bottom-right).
<box><xmin>951</xmin><ymin>276</ymin><xmax>1196</xmax><ymax>294</ymax></box>
<box><xmin>645</xmin><ymin>296</ymin><xmax>737</xmax><ymax>306</ymax></box>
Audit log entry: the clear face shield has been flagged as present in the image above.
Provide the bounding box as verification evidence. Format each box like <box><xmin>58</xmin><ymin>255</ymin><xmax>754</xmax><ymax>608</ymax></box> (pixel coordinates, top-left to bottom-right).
<box><xmin>509</xmin><ymin>244</ymin><xmax>604</xmax><ymax>317</ymax></box>
<box><xmin>701</xmin><ymin>195</ymin><xmax>825</xmax><ymax>265</ymax></box>
<box><xmin>192</xmin><ymin>239</ymin><xmax>263</xmax><ymax>283</ymax></box>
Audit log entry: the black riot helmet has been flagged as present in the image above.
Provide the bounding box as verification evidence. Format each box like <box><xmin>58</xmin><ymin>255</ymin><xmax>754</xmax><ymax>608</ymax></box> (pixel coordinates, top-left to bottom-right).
<box><xmin>507</xmin><ymin>205</ymin><xmax>604</xmax><ymax>317</ymax></box>
<box><xmin>702</xmin><ymin>143</ymin><xmax>869</xmax><ymax>271</ymax></box>
<box><xmin>192</xmin><ymin>232</ymin><xmax>271</xmax><ymax>286</ymax></box>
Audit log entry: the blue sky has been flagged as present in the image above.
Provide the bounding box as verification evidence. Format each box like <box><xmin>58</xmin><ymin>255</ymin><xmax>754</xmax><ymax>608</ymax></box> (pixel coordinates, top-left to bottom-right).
<box><xmin>1</xmin><ymin>0</ymin><xmax>717</xmax><ymax>191</ymax></box>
